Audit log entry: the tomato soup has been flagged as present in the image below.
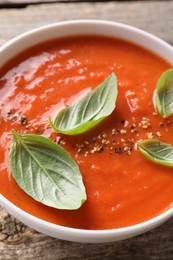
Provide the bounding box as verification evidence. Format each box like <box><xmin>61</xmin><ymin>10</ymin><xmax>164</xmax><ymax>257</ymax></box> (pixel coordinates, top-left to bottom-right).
<box><xmin>0</xmin><ymin>36</ymin><xmax>173</xmax><ymax>229</ymax></box>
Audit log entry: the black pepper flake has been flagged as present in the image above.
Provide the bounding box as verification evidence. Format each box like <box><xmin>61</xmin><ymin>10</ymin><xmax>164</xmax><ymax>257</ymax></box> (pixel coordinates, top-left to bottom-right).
<box><xmin>167</xmin><ymin>121</ymin><xmax>172</xmax><ymax>126</ymax></box>
<box><xmin>130</xmin><ymin>124</ymin><xmax>136</xmax><ymax>129</ymax></box>
<box><xmin>98</xmin><ymin>146</ymin><xmax>104</xmax><ymax>153</ymax></box>
<box><xmin>21</xmin><ymin>116</ymin><xmax>27</xmax><ymax>125</ymax></box>
<box><xmin>133</xmin><ymin>129</ymin><xmax>139</xmax><ymax>134</ymax></box>
<box><xmin>159</xmin><ymin>123</ymin><xmax>165</xmax><ymax>128</ymax></box>
<box><xmin>115</xmin><ymin>147</ymin><xmax>123</xmax><ymax>154</ymax></box>
<box><xmin>124</xmin><ymin>147</ymin><xmax>132</xmax><ymax>151</ymax></box>
<box><xmin>7</xmin><ymin>110</ymin><xmax>12</xmax><ymax>117</ymax></box>
<box><xmin>12</xmin><ymin>116</ymin><xmax>18</xmax><ymax>122</ymax></box>
<box><xmin>115</xmin><ymin>148</ymin><xmax>119</xmax><ymax>154</ymax></box>
<box><xmin>121</xmin><ymin>119</ymin><xmax>125</xmax><ymax>124</ymax></box>
<box><xmin>112</xmin><ymin>129</ymin><xmax>121</xmax><ymax>135</ymax></box>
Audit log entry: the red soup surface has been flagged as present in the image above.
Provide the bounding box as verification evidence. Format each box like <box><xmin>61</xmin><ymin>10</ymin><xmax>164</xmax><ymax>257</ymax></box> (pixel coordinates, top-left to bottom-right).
<box><xmin>0</xmin><ymin>36</ymin><xmax>173</xmax><ymax>230</ymax></box>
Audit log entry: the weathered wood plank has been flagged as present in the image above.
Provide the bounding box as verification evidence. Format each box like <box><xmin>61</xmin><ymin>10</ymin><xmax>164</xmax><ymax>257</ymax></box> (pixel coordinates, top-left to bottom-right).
<box><xmin>0</xmin><ymin>205</ymin><xmax>173</xmax><ymax>259</ymax></box>
<box><xmin>1</xmin><ymin>0</ymin><xmax>162</xmax><ymax>9</ymax></box>
<box><xmin>0</xmin><ymin>1</ymin><xmax>173</xmax><ymax>47</ymax></box>
<box><xmin>0</xmin><ymin>1</ymin><xmax>173</xmax><ymax>259</ymax></box>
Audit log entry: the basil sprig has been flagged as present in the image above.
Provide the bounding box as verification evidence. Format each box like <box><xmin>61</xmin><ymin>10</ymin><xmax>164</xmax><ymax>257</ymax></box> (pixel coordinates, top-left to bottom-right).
<box><xmin>50</xmin><ymin>73</ymin><xmax>118</xmax><ymax>135</ymax></box>
<box><xmin>138</xmin><ymin>139</ymin><xmax>173</xmax><ymax>167</ymax></box>
<box><xmin>10</xmin><ymin>130</ymin><xmax>86</xmax><ymax>210</ymax></box>
<box><xmin>9</xmin><ymin>74</ymin><xmax>118</xmax><ymax>210</ymax></box>
<box><xmin>156</xmin><ymin>68</ymin><xmax>173</xmax><ymax>118</ymax></box>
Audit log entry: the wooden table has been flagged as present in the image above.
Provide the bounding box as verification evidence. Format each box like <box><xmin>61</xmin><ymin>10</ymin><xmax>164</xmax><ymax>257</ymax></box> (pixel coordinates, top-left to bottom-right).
<box><xmin>0</xmin><ymin>1</ymin><xmax>173</xmax><ymax>259</ymax></box>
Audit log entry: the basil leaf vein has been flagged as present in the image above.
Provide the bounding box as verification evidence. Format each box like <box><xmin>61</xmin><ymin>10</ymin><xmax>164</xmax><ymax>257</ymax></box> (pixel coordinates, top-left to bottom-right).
<box><xmin>138</xmin><ymin>139</ymin><xmax>173</xmax><ymax>167</ymax></box>
<box><xmin>10</xmin><ymin>130</ymin><xmax>86</xmax><ymax>210</ymax></box>
<box><xmin>50</xmin><ymin>73</ymin><xmax>118</xmax><ymax>135</ymax></box>
<box><xmin>156</xmin><ymin>68</ymin><xmax>173</xmax><ymax>118</ymax></box>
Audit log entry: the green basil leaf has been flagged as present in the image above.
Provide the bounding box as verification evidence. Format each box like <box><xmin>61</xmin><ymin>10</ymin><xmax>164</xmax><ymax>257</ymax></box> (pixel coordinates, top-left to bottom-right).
<box><xmin>156</xmin><ymin>68</ymin><xmax>173</xmax><ymax>118</ymax></box>
<box><xmin>10</xmin><ymin>130</ymin><xmax>86</xmax><ymax>210</ymax></box>
<box><xmin>50</xmin><ymin>73</ymin><xmax>118</xmax><ymax>135</ymax></box>
<box><xmin>138</xmin><ymin>139</ymin><xmax>173</xmax><ymax>167</ymax></box>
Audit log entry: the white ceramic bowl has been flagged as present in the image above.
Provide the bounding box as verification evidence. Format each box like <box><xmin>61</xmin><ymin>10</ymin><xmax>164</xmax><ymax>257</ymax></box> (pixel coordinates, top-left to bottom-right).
<box><xmin>0</xmin><ymin>20</ymin><xmax>173</xmax><ymax>243</ymax></box>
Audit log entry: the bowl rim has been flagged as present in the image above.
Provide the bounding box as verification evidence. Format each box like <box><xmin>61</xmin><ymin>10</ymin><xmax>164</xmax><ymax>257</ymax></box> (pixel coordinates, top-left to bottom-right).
<box><xmin>1</xmin><ymin>19</ymin><xmax>173</xmax><ymax>63</ymax></box>
<box><xmin>0</xmin><ymin>19</ymin><xmax>173</xmax><ymax>242</ymax></box>
<box><xmin>0</xmin><ymin>193</ymin><xmax>173</xmax><ymax>235</ymax></box>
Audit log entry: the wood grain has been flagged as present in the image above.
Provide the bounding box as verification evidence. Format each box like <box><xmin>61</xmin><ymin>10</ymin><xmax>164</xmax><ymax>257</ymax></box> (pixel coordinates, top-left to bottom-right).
<box><xmin>0</xmin><ymin>1</ymin><xmax>173</xmax><ymax>47</ymax></box>
<box><xmin>0</xmin><ymin>205</ymin><xmax>173</xmax><ymax>259</ymax></box>
<box><xmin>0</xmin><ymin>1</ymin><xmax>173</xmax><ymax>259</ymax></box>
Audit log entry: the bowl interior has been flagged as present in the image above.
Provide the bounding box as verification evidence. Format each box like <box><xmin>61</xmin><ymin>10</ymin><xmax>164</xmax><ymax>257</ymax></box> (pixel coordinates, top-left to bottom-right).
<box><xmin>0</xmin><ymin>20</ymin><xmax>173</xmax><ymax>243</ymax></box>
